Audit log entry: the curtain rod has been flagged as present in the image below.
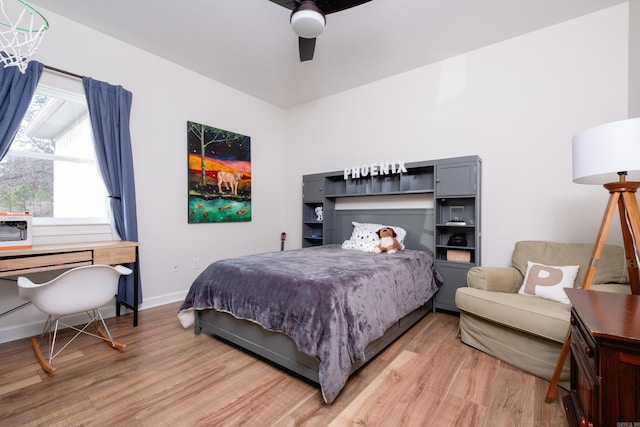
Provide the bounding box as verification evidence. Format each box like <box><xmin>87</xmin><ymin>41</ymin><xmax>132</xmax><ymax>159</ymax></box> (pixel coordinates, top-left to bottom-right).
<box><xmin>43</xmin><ymin>64</ymin><xmax>83</xmax><ymax>80</ymax></box>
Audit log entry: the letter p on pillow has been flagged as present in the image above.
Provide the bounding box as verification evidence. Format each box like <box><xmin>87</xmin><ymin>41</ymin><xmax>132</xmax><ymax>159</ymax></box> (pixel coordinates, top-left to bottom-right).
<box><xmin>523</xmin><ymin>264</ymin><xmax>563</xmax><ymax>294</ymax></box>
<box><xmin>518</xmin><ymin>261</ymin><xmax>580</xmax><ymax>304</ymax></box>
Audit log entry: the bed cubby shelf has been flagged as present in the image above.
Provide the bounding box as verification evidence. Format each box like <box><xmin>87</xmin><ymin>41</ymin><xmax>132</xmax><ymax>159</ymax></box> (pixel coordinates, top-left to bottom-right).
<box><xmin>302</xmin><ymin>155</ymin><xmax>482</xmax><ymax>313</ymax></box>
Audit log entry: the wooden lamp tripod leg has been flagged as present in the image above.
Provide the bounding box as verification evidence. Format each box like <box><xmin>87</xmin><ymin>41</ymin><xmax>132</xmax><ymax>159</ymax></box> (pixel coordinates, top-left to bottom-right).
<box><xmin>544</xmin><ymin>328</ymin><xmax>571</xmax><ymax>403</ymax></box>
<box><xmin>620</xmin><ymin>191</ymin><xmax>640</xmax><ymax>295</ymax></box>
<box><xmin>544</xmin><ymin>190</ymin><xmax>619</xmax><ymax>403</ymax></box>
<box><xmin>580</xmin><ymin>190</ymin><xmax>620</xmax><ymax>293</ymax></box>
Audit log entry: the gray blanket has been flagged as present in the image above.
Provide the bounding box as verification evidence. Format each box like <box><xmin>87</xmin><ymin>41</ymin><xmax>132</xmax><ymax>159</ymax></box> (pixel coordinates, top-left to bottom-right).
<box><xmin>179</xmin><ymin>245</ymin><xmax>442</xmax><ymax>403</ymax></box>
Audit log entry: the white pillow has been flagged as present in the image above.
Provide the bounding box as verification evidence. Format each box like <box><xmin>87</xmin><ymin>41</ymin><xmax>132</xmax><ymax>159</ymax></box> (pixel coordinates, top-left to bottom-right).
<box><xmin>517</xmin><ymin>261</ymin><xmax>579</xmax><ymax>304</ymax></box>
<box><xmin>341</xmin><ymin>221</ymin><xmax>407</xmax><ymax>252</ymax></box>
<box><xmin>351</xmin><ymin>222</ymin><xmax>406</xmax><ymax>243</ymax></box>
<box><xmin>341</xmin><ymin>233</ymin><xmax>378</xmax><ymax>252</ymax></box>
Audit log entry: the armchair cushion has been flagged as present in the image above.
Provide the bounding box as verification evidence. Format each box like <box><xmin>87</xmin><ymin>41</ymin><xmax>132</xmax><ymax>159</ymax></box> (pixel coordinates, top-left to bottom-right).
<box><xmin>455</xmin><ymin>287</ymin><xmax>571</xmax><ymax>342</ymax></box>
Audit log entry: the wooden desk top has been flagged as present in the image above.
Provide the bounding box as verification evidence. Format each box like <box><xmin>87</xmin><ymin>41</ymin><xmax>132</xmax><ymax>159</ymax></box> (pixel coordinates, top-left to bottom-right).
<box><xmin>0</xmin><ymin>240</ymin><xmax>139</xmax><ymax>278</ymax></box>
<box><xmin>0</xmin><ymin>240</ymin><xmax>139</xmax><ymax>258</ymax></box>
<box><xmin>566</xmin><ymin>288</ymin><xmax>640</xmax><ymax>345</ymax></box>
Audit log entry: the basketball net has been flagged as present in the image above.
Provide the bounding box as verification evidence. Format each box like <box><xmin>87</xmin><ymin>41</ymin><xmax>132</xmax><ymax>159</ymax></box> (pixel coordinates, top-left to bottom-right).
<box><xmin>0</xmin><ymin>0</ymin><xmax>48</xmax><ymax>73</ymax></box>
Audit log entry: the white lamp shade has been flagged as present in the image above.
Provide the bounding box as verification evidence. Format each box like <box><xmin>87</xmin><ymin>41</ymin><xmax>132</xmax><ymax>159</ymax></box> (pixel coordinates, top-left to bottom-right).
<box><xmin>572</xmin><ymin>117</ymin><xmax>640</xmax><ymax>184</ymax></box>
<box><xmin>291</xmin><ymin>10</ymin><xmax>325</xmax><ymax>39</ymax></box>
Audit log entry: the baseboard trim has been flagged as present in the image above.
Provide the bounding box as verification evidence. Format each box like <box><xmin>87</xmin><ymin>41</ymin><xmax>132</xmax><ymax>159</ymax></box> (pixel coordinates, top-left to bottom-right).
<box><xmin>0</xmin><ymin>290</ymin><xmax>188</xmax><ymax>344</ymax></box>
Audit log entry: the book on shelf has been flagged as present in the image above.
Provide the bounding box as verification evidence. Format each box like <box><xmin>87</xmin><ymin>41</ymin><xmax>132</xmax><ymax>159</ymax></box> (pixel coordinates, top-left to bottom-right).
<box><xmin>446</xmin><ymin>249</ymin><xmax>471</xmax><ymax>262</ymax></box>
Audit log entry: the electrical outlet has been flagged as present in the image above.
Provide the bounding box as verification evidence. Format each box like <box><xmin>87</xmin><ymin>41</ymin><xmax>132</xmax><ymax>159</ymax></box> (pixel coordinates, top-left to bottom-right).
<box><xmin>193</xmin><ymin>258</ymin><xmax>200</xmax><ymax>269</ymax></box>
<box><xmin>171</xmin><ymin>260</ymin><xmax>180</xmax><ymax>272</ymax></box>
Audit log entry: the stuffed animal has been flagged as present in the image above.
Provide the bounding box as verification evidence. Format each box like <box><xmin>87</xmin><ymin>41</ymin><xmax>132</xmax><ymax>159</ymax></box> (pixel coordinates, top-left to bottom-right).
<box><xmin>374</xmin><ymin>227</ymin><xmax>403</xmax><ymax>254</ymax></box>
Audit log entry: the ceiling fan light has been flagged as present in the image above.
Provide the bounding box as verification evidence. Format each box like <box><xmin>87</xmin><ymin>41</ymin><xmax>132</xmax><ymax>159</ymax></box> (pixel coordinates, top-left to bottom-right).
<box><xmin>290</xmin><ymin>9</ymin><xmax>325</xmax><ymax>38</ymax></box>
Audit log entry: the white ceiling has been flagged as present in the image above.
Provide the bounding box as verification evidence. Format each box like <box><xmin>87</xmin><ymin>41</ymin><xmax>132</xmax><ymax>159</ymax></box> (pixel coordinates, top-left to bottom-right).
<box><xmin>30</xmin><ymin>0</ymin><xmax>626</xmax><ymax>108</ymax></box>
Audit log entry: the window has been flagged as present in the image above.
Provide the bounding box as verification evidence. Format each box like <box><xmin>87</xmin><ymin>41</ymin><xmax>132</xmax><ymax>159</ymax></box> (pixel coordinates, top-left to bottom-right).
<box><xmin>0</xmin><ymin>72</ymin><xmax>109</xmax><ymax>226</ymax></box>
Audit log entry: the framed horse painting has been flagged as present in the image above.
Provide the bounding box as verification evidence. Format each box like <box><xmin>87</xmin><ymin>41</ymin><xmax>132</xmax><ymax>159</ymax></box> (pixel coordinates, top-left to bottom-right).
<box><xmin>187</xmin><ymin>121</ymin><xmax>252</xmax><ymax>223</ymax></box>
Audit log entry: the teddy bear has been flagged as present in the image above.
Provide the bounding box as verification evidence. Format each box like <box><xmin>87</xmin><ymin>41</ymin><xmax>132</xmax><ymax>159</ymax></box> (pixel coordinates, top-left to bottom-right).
<box><xmin>374</xmin><ymin>227</ymin><xmax>403</xmax><ymax>254</ymax></box>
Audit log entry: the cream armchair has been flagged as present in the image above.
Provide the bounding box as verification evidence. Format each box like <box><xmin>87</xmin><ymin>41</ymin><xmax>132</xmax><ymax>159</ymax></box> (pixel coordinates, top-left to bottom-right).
<box><xmin>455</xmin><ymin>241</ymin><xmax>631</xmax><ymax>388</ymax></box>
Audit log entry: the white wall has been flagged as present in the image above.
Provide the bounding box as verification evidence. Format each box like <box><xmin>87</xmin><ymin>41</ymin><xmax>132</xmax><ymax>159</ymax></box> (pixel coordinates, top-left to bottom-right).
<box><xmin>0</xmin><ymin>4</ymin><xmax>631</xmax><ymax>343</ymax></box>
<box><xmin>630</xmin><ymin>0</ymin><xmax>640</xmax><ymax>117</ymax></box>
<box><xmin>0</xmin><ymin>8</ymin><xmax>287</xmax><ymax>342</ymax></box>
<box><xmin>284</xmin><ymin>4</ymin><xmax>629</xmax><ymax>267</ymax></box>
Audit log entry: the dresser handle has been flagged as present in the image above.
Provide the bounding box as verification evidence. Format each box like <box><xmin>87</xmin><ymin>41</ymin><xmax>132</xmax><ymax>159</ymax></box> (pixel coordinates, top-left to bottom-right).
<box><xmin>584</xmin><ymin>346</ymin><xmax>594</xmax><ymax>358</ymax></box>
<box><xmin>580</xmin><ymin>416</ymin><xmax>593</xmax><ymax>427</ymax></box>
<box><xmin>570</xmin><ymin>315</ymin><xmax>576</xmax><ymax>325</ymax></box>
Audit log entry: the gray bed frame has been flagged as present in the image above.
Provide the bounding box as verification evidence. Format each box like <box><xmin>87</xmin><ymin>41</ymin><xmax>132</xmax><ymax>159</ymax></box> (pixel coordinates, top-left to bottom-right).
<box><xmin>194</xmin><ymin>208</ymin><xmax>435</xmax><ymax>385</ymax></box>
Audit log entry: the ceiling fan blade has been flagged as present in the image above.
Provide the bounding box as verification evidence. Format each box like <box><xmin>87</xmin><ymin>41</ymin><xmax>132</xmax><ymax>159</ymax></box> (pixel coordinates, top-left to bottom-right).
<box><xmin>268</xmin><ymin>0</ymin><xmax>372</xmax><ymax>14</ymax></box>
<box><xmin>268</xmin><ymin>0</ymin><xmax>299</xmax><ymax>11</ymax></box>
<box><xmin>316</xmin><ymin>0</ymin><xmax>372</xmax><ymax>14</ymax></box>
<box><xmin>299</xmin><ymin>37</ymin><xmax>316</xmax><ymax>61</ymax></box>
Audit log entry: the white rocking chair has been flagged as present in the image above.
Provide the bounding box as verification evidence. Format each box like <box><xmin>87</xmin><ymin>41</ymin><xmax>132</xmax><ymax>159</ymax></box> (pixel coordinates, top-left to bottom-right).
<box><xmin>18</xmin><ymin>264</ymin><xmax>132</xmax><ymax>373</ymax></box>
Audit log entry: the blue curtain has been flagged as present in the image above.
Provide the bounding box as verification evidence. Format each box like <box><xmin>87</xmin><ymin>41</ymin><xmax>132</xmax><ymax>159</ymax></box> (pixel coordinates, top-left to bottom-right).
<box><xmin>83</xmin><ymin>77</ymin><xmax>141</xmax><ymax>306</ymax></box>
<box><xmin>0</xmin><ymin>61</ymin><xmax>43</xmax><ymax>160</ymax></box>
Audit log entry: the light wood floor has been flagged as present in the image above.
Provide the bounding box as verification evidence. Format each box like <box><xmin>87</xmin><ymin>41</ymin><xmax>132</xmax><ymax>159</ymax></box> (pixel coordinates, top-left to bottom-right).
<box><xmin>0</xmin><ymin>302</ymin><xmax>568</xmax><ymax>426</ymax></box>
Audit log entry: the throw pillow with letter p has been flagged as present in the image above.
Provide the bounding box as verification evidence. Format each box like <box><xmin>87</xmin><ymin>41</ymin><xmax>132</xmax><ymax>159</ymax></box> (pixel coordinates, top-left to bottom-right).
<box><xmin>518</xmin><ymin>261</ymin><xmax>579</xmax><ymax>304</ymax></box>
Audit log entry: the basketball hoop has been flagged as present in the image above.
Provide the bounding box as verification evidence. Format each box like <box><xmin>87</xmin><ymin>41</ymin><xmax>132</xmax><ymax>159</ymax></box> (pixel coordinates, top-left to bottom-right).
<box><xmin>0</xmin><ymin>0</ymin><xmax>48</xmax><ymax>73</ymax></box>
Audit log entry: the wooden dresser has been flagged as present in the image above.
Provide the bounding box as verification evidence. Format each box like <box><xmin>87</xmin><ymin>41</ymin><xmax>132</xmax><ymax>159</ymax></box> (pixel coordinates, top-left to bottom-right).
<box><xmin>563</xmin><ymin>288</ymin><xmax>640</xmax><ymax>427</ymax></box>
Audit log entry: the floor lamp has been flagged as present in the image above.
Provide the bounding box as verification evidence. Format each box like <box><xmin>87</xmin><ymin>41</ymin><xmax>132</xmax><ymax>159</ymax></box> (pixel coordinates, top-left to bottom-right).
<box><xmin>545</xmin><ymin>117</ymin><xmax>640</xmax><ymax>402</ymax></box>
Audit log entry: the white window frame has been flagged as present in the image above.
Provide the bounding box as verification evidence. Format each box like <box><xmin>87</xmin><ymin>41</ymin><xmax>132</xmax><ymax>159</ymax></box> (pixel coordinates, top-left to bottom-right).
<box><xmin>5</xmin><ymin>71</ymin><xmax>115</xmax><ymax>243</ymax></box>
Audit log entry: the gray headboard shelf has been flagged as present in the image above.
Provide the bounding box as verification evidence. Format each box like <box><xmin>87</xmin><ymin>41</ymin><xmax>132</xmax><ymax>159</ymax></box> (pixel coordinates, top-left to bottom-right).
<box><xmin>302</xmin><ymin>155</ymin><xmax>481</xmax><ymax>312</ymax></box>
<box><xmin>334</xmin><ymin>208</ymin><xmax>434</xmax><ymax>252</ymax></box>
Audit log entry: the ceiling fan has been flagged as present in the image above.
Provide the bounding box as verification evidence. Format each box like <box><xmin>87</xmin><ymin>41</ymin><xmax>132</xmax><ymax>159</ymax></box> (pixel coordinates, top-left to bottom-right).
<box><xmin>269</xmin><ymin>0</ymin><xmax>372</xmax><ymax>62</ymax></box>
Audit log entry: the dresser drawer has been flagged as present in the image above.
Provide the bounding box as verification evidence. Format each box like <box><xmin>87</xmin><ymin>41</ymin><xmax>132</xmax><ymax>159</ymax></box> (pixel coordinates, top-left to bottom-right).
<box><xmin>570</xmin><ymin>314</ymin><xmax>597</xmax><ymax>375</ymax></box>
